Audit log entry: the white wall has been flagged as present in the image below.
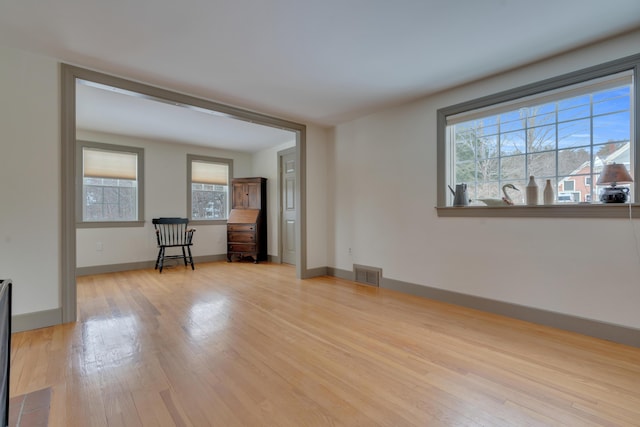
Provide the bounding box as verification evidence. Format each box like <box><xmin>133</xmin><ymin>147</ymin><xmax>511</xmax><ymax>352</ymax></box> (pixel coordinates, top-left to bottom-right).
<box><xmin>0</xmin><ymin>47</ymin><xmax>60</xmax><ymax>315</ymax></box>
<box><xmin>329</xmin><ymin>30</ymin><xmax>640</xmax><ymax>329</ymax></box>
<box><xmin>76</xmin><ymin>130</ymin><xmax>254</xmax><ymax>268</ymax></box>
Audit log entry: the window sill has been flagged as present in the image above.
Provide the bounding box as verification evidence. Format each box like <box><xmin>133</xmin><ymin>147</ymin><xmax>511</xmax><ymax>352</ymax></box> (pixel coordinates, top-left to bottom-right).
<box><xmin>436</xmin><ymin>203</ymin><xmax>640</xmax><ymax>218</ymax></box>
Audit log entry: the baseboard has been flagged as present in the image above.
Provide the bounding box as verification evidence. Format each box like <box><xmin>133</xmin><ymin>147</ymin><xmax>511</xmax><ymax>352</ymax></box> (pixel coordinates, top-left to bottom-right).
<box><xmin>384</xmin><ymin>277</ymin><xmax>639</xmax><ymax>347</ymax></box>
<box><xmin>324</xmin><ymin>269</ymin><xmax>639</xmax><ymax>348</ymax></box>
<box><xmin>268</xmin><ymin>255</ymin><xmax>281</xmax><ymax>264</ymax></box>
<box><xmin>12</xmin><ymin>308</ymin><xmax>62</xmax><ymax>333</ymax></box>
<box><xmin>304</xmin><ymin>266</ymin><xmax>328</xmax><ymax>278</ymax></box>
<box><xmin>76</xmin><ymin>254</ymin><xmax>228</xmax><ymax>276</ymax></box>
<box><xmin>77</xmin><ymin>260</ymin><xmax>155</xmax><ymax>276</ymax></box>
<box><xmin>326</xmin><ymin>267</ymin><xmax>353</xmax><ymax>281</ymax></box>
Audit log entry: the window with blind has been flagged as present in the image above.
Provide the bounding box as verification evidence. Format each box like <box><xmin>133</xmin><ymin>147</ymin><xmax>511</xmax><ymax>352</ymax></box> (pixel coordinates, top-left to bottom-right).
<box><xmin>437</xmin><ymin>54</ymin><xmax>639</xmax><ymax>216</ymax></box>
<box><xmin>78</xmin><ymin>141</ymin><xmax>144</xmax><ymax>224</ymax></box>
<box><xmin>187</xmin><ymin>155</ymin><xmax>233</xmax><ymax>222</ymax></box>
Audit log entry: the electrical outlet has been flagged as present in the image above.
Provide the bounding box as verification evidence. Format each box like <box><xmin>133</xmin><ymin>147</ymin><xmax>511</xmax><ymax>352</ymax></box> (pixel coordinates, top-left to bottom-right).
<box><xmin>96</xmin><ymin>241</ymin><xmax>103</xmax><ymax>252</ymax></box>
<box><xmin>348</xmin><ymin>247</ymin><xmax>352</xmax><ymax>255</ymax></box>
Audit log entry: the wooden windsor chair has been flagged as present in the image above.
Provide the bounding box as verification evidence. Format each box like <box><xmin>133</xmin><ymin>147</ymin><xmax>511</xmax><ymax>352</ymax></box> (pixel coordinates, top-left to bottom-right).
<box><xmin>152</xmin><ymin>218</ymin><xmax>196</xmax><ymax>273</ymax></box>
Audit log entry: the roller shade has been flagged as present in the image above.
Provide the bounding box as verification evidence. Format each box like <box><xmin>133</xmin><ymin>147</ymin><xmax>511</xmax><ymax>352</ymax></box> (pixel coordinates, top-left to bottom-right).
<box><xmin>191</xmin><ymin>161</ymin><xmax>228</xmax><ymax>185</ymax></box>
<box><xmin>83</xmin><ymin>147</ymin><xmax>137</xmax><ymax>180</ymax></box>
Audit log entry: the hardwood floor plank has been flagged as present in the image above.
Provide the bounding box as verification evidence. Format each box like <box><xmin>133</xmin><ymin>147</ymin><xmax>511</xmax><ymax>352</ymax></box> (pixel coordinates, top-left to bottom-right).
<box><xmin>9</xmin><ymin>262</ymin><xmax>640</xmax><ymax>426</ymax></box>
<box><xmin>130</xmin><ymin>390</ymin><xmax>176</xmax><ymax>427</ymax></box>
<box><xmin>160</xmin><ymin>389</ymin><xmax>193</xmax><ymax>427</ymax></box>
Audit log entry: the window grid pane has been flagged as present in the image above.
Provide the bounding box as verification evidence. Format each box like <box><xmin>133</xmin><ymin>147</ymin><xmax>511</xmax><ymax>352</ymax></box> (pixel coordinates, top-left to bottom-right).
<box><xmin>83</xmin><ymin>179</ymin><xmax>138</xmax><ymax>221</ymax></box>
<box><xmin>451</xmin><ymin>79</ymin><xmax>633</xmax><ymax>205</ymax></box>
<box><xmin>191</xmin><ymin>184</ymin><xmax>228</xmax><ymax>220</ymax></box>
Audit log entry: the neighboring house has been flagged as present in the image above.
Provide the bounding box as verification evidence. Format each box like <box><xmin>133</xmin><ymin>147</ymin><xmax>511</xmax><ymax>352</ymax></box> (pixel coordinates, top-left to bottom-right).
<box><xmin>558</xmin><ymin>141</ymin><xmax>631</xmax><ymax>202</ymax></box>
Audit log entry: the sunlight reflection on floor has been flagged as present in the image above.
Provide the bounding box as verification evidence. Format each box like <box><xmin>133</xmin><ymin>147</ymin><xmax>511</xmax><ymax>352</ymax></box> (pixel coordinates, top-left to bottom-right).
<box><xmin>185</xmin><ymin>297</ymin><xmax>230</xmax><ymax>340</ymax></box>
<box><xmin>76</xmin><ymin>315</ymin><xmax>139</xmax><ymax>374</ymax></box>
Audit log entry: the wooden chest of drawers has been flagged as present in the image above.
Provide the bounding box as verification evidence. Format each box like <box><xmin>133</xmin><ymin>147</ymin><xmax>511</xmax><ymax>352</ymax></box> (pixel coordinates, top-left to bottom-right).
<box><xmin>227</xmin><ymin>209</ymin><xmax>262</xmax><ymax>262</ymax></box>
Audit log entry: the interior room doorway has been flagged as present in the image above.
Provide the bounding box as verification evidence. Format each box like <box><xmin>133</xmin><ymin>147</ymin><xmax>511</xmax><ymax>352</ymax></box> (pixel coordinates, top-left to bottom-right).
<box><xmin>61</xmin><ymin>64</ymin><xmax>307</xmax><ymax>323</ymax></box>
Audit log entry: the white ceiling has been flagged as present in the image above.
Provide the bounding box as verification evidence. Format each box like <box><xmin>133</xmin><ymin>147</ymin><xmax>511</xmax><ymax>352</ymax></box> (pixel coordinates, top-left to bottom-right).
<box><xmin>2</xmin><ymin>0</ymin><xmax>640</xmax><ymax>150</ymax></box>
<box><xmin>75</xmin><ymin>82</ymin><xmax>296</xmax><ymax>152</ymax></box>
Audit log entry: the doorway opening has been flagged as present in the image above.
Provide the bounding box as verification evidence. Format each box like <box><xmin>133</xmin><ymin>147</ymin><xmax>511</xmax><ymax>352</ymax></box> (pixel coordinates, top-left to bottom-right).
<box><xmin>61</xmin><ymin>64</ymin><xmax>307</xmax><ymax>323</ymax></box>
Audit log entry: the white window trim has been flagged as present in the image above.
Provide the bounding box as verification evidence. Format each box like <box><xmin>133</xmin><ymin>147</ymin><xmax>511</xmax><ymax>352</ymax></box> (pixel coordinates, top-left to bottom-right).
<box><xmin>187</xmin><ymin>154</ymin><xmax>233</xmax><ymax>225</ymax></box>
<box><xmin>76</xmin><ymin>140</ymin><xmax>145</xmax><ymax>228</ymax></box>
<box><xmin>437</xmin><ymin>53</ymin><xmax>640</xmax><ymax>218</ymax></box>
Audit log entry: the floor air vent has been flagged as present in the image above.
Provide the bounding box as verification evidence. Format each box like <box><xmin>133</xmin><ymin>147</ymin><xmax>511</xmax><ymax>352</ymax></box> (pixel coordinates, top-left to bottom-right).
<box><xmin>353</xmin><ymin>265</ymin><xmax>381</xmax><ymax>287</ymax></box>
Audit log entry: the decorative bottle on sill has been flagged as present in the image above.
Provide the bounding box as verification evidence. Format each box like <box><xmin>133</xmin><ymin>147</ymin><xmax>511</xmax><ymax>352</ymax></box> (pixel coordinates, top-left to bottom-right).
<box><xmin>543</xmin><ymin>179</ymin><xmax>554</xmax><ymax>205</ymax></box>
<box><xmin>526</xmin><ymin>175</ymin><xmax>538</xmax><ymax>206</ymax></box>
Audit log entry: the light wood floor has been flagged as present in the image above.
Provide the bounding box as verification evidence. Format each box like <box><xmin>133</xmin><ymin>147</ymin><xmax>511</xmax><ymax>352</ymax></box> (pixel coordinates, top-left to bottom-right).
<box><xmin>10</xmin><ymin>261</ymin><xmax>640</xmax><ymax>426</ymax></box>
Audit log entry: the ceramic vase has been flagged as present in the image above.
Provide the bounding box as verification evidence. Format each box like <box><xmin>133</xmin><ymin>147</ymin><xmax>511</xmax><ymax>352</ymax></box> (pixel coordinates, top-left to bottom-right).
<box><xmin>526</xmin><ymin>176</ymin><xmax>538</xmax><ymax>205</ymax></box>
<box><xmin>543</xmin><ymin>179</ymin><xmax>554</xmax><ymax>205</ymax></box>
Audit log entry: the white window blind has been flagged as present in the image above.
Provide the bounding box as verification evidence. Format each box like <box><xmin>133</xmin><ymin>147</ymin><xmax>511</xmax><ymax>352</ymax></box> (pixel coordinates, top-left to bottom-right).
<box><xmin>83</xmin><ymin>148</ymin><xmax>137</xmax><ymax>180</ymax></box>
<box><xmin>191</xmin><ymin>161</ymin><xmax>228</xmax><ymax>185</ymax></box>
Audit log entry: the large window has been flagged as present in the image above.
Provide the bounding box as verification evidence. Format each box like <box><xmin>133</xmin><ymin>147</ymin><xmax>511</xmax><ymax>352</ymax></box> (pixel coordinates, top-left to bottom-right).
<box><xmin>448</xmin><ymin>72</ymin><xmax>632</xmax><ymax>205</ymax></box>
<box><xmin>187</xmin><ymin>155</ymin><xmax>233</xmax><ymax>223</ymax></box>
<box><xmin>77</xmin><ymin>141</ymin><xmax>144</xmax><ymax>225</ymax></box>
<box><xmin>438</xmin><ymin>54</ymin><xmax>639</xmax><ymax>217</ymax></box>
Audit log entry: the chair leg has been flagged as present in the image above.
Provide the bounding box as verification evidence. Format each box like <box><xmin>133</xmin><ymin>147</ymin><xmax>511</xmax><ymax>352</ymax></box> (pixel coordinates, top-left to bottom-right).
<box><xmin>158</xmin><ymin>247</ymin><xmax>165</xmax><ymax>273</ymax></box>
<box><xmin>187</xmin><ymin>246</ymin><xmax>195</xmax><ymax>270</ymax></box>
<box><xmin>181</xmin><ymin>247</ymin><xmax>188</xmax><ymax>267</ymax></box>
<box><xmin>155</xmin><ymin>248</ymin><xmax>162</xmax><ymax>270</ymax></box>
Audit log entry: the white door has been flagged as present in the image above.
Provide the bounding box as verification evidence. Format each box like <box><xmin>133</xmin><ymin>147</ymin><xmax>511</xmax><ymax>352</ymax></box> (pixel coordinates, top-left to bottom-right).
<box><xmin>280</xmin><ymin>149</ymin><xmax>296</xmax><ymax>265</ymax></box>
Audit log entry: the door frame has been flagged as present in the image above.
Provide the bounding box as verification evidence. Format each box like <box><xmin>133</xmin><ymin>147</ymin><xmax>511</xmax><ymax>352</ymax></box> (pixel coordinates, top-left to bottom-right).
<box><xmin>278</xmin><ymin>146</ymin><xmax>297</xmax><ymax>265</ymax></box>
<box><xmin>61</xmin><ymin>64</ymin><xmax>307</xmax><ymax>323</ymax></box>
